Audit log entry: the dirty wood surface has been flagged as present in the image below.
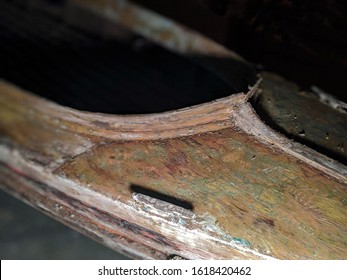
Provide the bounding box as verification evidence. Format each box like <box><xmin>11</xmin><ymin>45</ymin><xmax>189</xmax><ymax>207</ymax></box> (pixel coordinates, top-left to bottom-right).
<box><xmin>253</xmin><ymin>73</ymin><xmax>347</xmax><ymax>165</ymax></box>
<box><xmin>0</xmin><ymin>73</ymin><xmax>346</xmax><ymax>259</ymax></box>
<box><xmin>0</xmin><ymin>0</ymin><xmax>346</xmax><ymax>260</ymax></box>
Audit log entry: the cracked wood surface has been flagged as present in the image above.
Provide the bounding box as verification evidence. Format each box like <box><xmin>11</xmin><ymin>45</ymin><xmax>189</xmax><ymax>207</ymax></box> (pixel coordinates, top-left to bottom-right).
<box><xmin>0</xmin><ymin>75</ymin><xmax>346</xmax><ymax>259</ymax></box>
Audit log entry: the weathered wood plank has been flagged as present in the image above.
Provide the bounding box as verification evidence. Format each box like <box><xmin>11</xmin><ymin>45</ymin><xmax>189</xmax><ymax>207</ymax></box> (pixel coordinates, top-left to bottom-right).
<box><xmin>0</xmin><ymin>0</ymin><xmax>346</xmax><ymax>260</ymax></box>
<box><xmin>253</xmin><ymin>73</ymin><xmax>347</xmax><ymax>165</ymax></box>
<box><xmin>0</xmin><ymin>77</ymin><xmax>346</xmax><ymax>259</ymax></box>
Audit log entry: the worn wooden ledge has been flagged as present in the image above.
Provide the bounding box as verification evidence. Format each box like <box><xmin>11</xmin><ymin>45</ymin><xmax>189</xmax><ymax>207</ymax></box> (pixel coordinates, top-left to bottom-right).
<box><xmin>0</xmin><ymin>74</ymin><xmax>346</xmax><ymax>259</ymax></box>
<box><xmin>0</xmin><ymin>0</ymin><xmax>346</xmax><ymax>260</ymax></box>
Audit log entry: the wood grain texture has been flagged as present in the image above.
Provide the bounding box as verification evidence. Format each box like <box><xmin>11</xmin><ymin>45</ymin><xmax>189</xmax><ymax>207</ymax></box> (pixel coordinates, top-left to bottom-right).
<box><xmin>0</xmin><ymin>0</ymin><xmax>346</xmax><ymax>260</ymax></box>
<box><xmin>0</xmin><ymin>74</ymin><xmax>346</xmax><ymax>259</ymax></box>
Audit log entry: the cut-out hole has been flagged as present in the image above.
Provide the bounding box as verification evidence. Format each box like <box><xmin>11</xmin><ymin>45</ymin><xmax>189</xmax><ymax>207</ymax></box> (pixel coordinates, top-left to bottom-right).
<box><xmin>130</xmin><ymin>184</ymin><xmax>193</xmax><ymax>210</ymax></box>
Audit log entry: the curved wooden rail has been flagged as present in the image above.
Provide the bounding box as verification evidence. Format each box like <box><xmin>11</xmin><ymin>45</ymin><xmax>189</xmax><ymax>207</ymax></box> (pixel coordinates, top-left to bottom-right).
<box><xmin>0</xmin><ymin>73</ymin><xmax>346</xmax><ymax>259</ymax></box>
<box><xmin>0</xmin><ymin>0</ymin><xmax>346</xmax><ymax>260</ymax></box>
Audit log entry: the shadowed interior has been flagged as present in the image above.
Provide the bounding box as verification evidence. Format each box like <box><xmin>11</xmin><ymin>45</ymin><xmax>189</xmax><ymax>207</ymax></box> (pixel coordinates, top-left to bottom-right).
<box><xmin>0</xmin><ymin>1</ymin><xmax>255</xmax><ymax>114</ymax></box>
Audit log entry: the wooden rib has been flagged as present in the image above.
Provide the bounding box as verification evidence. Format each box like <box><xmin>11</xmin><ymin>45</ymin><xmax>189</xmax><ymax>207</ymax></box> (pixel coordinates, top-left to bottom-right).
<box><xmin>0</xmin><ymin>77</ymin><xmax>346</xmax><ymax>259</ymax></box>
